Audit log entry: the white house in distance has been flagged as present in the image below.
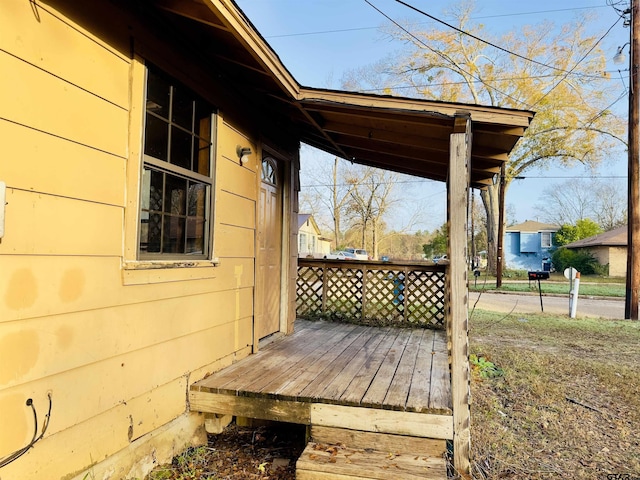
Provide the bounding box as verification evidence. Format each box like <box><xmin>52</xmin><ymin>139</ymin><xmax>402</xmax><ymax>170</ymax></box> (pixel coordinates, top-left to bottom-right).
<box><xmin>298</xmin><ymin>214</ymin><xmax>331</xmax><ymax>258</ymax></box>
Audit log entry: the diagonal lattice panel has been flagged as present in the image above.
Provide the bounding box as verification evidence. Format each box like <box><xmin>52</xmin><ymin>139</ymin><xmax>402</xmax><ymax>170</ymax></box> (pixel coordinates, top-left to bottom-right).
<box><xmin>296</xmin><ymin>265</ymin><xmax>324</xmax><ymax>316</ymax></box>
<box><xmin>364</xmin><ymin>270</ymin><xmax>406</xmax><ymax>322</ymax></box>
<box><xmin>296</xmin><ymin>260</ymin><xmax>446</xmax><ymax>329</ymax></box>
<box><xmin>326</xmin><ymin>268</ymin><xmax>363</xmax><ymax>316</ymax></box>
<box><xmin>406</xmin><ymin>270</ymin><xmax>446</xmax><ymax>327</ymax></box>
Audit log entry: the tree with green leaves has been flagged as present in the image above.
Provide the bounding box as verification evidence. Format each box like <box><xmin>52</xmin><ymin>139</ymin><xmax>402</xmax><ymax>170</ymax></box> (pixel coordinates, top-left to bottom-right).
<box><xmin>554</xmin><ymin>218</ymin><xmax>603</xmax><ymax>246</ymax></box>
<box><xmin>423</xmin><ymin>224</ymin><xmax>448</xmax><ymax>258</ymax></box>
<box><xmin>343</xmin><ymin>1</ymin><xmax>626</xmax><ymax>273</ymax></box>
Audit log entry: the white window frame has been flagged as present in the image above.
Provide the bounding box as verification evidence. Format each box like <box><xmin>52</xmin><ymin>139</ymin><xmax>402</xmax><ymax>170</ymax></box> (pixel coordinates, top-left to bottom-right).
<box><xmin>541</xmin><ymin>231</ymin><xmax>552</xmax><ymax>248</ymax></box>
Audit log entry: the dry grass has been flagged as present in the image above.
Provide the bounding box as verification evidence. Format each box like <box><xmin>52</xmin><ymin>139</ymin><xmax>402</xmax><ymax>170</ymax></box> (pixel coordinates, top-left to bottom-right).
<box><xmin>468</xmin><ymin>310</ymin><xmax>640</xmax><ymax>479</ymax></box>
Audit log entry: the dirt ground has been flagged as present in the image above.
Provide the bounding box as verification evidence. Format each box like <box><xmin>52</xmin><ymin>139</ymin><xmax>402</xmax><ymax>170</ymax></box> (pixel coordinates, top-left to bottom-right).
<box><xmin>146</xmin><ymin>422</ymin><xmax>306</xmax><ymax>480</ymax></box>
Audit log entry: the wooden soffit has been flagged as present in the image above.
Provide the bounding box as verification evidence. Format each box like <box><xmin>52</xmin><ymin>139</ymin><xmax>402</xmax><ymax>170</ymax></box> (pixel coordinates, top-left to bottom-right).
<box><xmin>154</xmin><ymin>0</ymin><xmax>535</xmax><ymax>188</ymax></box>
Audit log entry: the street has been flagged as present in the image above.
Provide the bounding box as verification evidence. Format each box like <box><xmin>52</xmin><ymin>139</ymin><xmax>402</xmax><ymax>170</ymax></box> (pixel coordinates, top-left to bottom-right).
<box><xmin>469</xmin><ymin>291</ymin><xmax>626</xmax><ymax>320</ymax></box>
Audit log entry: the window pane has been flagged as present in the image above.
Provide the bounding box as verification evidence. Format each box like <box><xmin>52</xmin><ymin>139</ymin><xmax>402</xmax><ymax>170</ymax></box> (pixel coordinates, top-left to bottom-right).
<box><xmin>170</xmin><ymin>126</ymin><xmax>192</xmax><ymax>170</ymax></box>
<box><xmin>146</xmin><ymin>69</ymin><xmax>170</xmax><ymax>119</ymax></box>
<box><xmin>186</xmin><ymin>216</ymin><xmax>205</xmax><ymax>254</ymax></box>
<box><xmin>144</xmin><ymin>113</ymin><xmax>169</xmax><ymax>161</ymax></box>
<box><xmin>164</xmin><ymin>174</ymin><xmax>187</xmax><ymax>215</ymax></box>
<box><xmin>196</xmin><ymin>138</ymin><xmax>211</xmax><ymax>175</ymax></box>
<box><xmin>186</xmin><ymin>182</ymin><xmax>207</xmax><ymax>254</ymax></box>
<box><xmin>146</xmin><ymin>213</ymin><xmax>162</xmax><ymax>253</ymax></box>
<box><xmin>172</xmin><ymin>87</ymin><xmax>194</xmax><ymax>130</ymax></box>
<box><xmin>196</xmin><ymin>103</ymin><xmax>211</xmax><ymax>142</ymax></box>
<box><xmin>187</xmin><ymin>182</ymin><xmax>206</xmax><ymax>216</ymax></box>
<box><xmin>149</xmin><ymin>169</ymin><xmax>164</xmax><ymax>212</ymax></box>
<box><xmin>163</xmin><ymin>214</ymin><xmax>186</xmax><ymax>253</ymax></box>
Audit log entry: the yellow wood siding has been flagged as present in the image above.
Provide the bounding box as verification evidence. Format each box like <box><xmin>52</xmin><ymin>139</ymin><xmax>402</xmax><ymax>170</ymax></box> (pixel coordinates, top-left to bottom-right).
<box><xmin>0</xmin><ymin>1</ymin><xmax>281</xmax><ymax>477</ymax></box>
<box><xmin>0</xmin><ymin>0</ymin><xmax>130</xmax><ymax>108</ymax></box>
<box><xmin>1</xmin><ymin>121</ymin><xmax>125</xmax><ymax>206</ymax></box>
<box><xmin>218</xmin><ymin>190</ymin><xmax>256</xmax><ymax>230</ymax></box>
<box><xmin>1</xmin><ymin>51</ymin><xmax>128</xmax><ymax>157</ymax></box>
<box><xmin>2</xmin><ymin>189</ymin><xmax>123</xmax><ymax>256</ymax></box>
<box><xmin>0</xmin><ymin>378</ymin><xmax>187</xmax><ymax>479</ymax></box>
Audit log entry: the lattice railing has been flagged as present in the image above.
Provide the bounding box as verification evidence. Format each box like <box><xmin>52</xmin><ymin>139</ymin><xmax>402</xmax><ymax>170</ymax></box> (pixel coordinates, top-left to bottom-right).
<box><xmin>296</xmin><ymin>259</ymin><xmax>447</xmax><ymax>329</ymax></box>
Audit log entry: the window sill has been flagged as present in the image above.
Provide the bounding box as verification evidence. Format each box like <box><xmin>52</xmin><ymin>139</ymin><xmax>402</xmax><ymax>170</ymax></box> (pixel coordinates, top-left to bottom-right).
<box><xmin>122</xmin><ymin>258</ymin><xmax>220</xmax><ymax>285</ymax></box>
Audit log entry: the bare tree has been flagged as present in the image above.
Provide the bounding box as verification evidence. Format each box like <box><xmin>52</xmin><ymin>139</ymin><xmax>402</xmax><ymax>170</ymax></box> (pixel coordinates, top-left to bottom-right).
<box><xmin>535</xmin><ymin>178</ymin><xmax>627</xmax><ymax>230</ymax></box>
<box><xmin>345</xmin><ymin>166</ymin><xmax>399</xmax><ymax>259</ymax></box>
<box><xmin>299</xmin><ymin>154</ymin><xmax>360</xmax><ymax>248</ymax></box>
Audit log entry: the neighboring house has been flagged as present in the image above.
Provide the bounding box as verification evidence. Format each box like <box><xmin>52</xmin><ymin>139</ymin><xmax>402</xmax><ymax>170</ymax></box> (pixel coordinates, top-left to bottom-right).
<box><xmin>0</xmin><ymin>1</ymin><xmax>532</xmax><ymax>478</ymax></box>
<box><xmin>297</xmin><ymin>214</ymin><xmax>331</xmax><ymax>258</ymax></box>
<box><xmin>564</xmin><ymin>225</ymin><xmax>627</xmax><ymax>277</ymax></box>
<box><xmin>505</xmin><ymin>221</ymin><xmax>560</xmax><ymax>271</ymax></box>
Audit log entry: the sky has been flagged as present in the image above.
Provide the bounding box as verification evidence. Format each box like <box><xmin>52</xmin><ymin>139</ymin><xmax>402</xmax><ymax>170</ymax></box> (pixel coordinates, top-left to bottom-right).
<box><xmin>235</xmin><ymin>0</ymin><xmax>631</xmax><ymax>233</ymax></box>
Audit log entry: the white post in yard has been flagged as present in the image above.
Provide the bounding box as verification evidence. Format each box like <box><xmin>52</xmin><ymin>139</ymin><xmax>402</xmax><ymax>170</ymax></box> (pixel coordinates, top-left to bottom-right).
<box><xmin>570</xmin><ymin>272</ymin><xmax>581</xmax><ymax>318</ymax></box>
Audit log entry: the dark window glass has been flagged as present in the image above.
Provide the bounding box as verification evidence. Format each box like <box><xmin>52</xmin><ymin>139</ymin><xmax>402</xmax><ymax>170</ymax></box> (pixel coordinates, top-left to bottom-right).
<box><xmin>163</xmin><ymin>214</ymin><xmax>186</xmax><ymax>253</ymax></box>
<box><xmin>170</xmin><ymin>127</ymin><xmax>193</xmax><ymax>170</ymax></box>
<box><xmin>146</xmin><ymin>69</ymin><xmax>170</xmax><ymax>119</ymax></box>
<box><xmin>172</xmin><ymin>87</ymin><xmax>194</xmax><ymax>130</ymax></box>
<box><xmin>140</xmin><ymin>64</ymin><xmax>215</xmax><ymax>258</ymax></box>
<box><xmin>146</xmin><ymin>213</ymin><xmax>163</xmax><ymax>253</ymax></box>
<box><xmin>164</xmin><ymin>174</ymin><xmax>187</xmax><ymax>215</ymax></box>
<box><xmin>144</xmin><ymin>113</ymin><xmax>169</xmax><ymax>161</ymax></box>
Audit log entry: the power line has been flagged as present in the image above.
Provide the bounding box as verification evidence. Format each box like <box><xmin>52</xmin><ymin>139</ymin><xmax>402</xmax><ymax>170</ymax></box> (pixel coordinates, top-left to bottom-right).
<box><xmin>393</xmin><ymin>0</ymin><xmax>589</xmax><ymax>76</ymax></box>
<box><xmin>265</xmin><ymin>5</ymin><xmax>609</xmax><ymax>39</ymax></box>
<box><xmin>364</xmin><ymin>0</ymin><xmax>532</xmax><ymax>109</ymax></box>
<box><xmin>358</xmin><ymin>70</ymin><xmax>627</xmax><ymax>95</ymax></box>
<box><xmin>530</xmin><ymin>16</ymin><xmax>622</xmax><ymax>107</ymax></box>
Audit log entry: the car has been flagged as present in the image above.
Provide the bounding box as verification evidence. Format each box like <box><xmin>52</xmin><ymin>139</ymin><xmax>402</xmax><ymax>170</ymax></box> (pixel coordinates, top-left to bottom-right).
<box><xmin>433</xmin><ymin>254</ymin><xmax>448</xmax><ymax>264</ymax></box>
<box><xmin>324</xmin><ymin>251</ymin><xmax>357</xmax><ymax>260</ymax></box>
<box><xmin>344</xmin><ymin>247</ymin><xmax>369</xmax><ymax>260</ymax></box>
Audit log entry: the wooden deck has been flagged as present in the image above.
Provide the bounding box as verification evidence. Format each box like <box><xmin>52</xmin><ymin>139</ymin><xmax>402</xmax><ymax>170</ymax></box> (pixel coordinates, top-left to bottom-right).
<box><xmin>190</xmin><ymin>320</ymin><xmax>452</xmax><ymax>478</ymax></box>
<box><xmin>192</xmin><ymin>319</ymin><xmax>451</xmax><ymax>412</ymax></box>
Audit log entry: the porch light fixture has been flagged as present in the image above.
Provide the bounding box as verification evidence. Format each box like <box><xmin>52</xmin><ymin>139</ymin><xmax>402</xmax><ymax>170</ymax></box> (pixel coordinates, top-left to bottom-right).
<box><xmin>236</xmin><ymin>146</ymin><xmax>252</xmax><ymax>165</ymax></box>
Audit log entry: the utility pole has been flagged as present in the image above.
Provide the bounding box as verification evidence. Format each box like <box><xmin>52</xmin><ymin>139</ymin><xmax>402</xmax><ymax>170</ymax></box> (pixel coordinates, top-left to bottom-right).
<box><xmin>496</xmin><ymin>164</ymin><xmax>506</xmax><ymax>288</ymax></box>
<box><xmin>626</xmin><ymin>0</ymin><xmax>640</xmax><ymax>320</ymax></box>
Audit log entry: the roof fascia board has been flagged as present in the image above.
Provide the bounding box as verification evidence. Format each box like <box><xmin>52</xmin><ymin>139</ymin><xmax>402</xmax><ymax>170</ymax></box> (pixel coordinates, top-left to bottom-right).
<box><xmin>299</xmin><ymin>87</ymin><xmax>534</xmax><ymax>128</ymax></box>
<box><xmin>200</xmin><ymin>0</ymin><xmax>300</xmax><ymax>98</ymax></box>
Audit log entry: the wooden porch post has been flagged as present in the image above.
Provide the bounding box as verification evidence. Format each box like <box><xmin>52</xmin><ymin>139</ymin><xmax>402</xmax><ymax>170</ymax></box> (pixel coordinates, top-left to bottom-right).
<box><xmin>448</xmin><ymin>115</ymin><xmax>472</xmax><ymax>478</ymax></box>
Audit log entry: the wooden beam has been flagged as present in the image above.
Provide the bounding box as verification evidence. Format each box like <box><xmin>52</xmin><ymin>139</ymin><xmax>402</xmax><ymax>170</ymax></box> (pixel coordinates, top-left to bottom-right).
<box><xmin>156</xmin><ymin>0</ymin><xmax>229</xmax><ymax>30</ymax></box>
<box><xmin>310</xmin><ymin>404</ymin><xmax>453</xmax><ymax>440</ymax></box>
<box><xmin>189</xmin><ymin>390</ymin><xmax>312</xmax><ymax>424</ymax></box>
<box><xmin>299</xmin><ymin>88</ymin><xmax>534</xmax><ymax>127</ymax></box>
<box><xmin>447</xmin><ymin>115</ymin><xmax>472</xmax><ymax>478</ymax></box>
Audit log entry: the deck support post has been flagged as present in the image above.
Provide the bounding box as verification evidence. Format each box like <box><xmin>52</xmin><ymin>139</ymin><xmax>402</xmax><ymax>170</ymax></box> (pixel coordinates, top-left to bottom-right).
<box><xmin>448</xmin><ymin>115</ymin><xmax>472</xmax><ymax>478</ymax></box>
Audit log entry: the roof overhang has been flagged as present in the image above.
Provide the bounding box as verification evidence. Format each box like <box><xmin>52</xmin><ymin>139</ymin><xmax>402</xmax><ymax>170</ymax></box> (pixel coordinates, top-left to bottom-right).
<box><xmin>153</xmin><ymin>0</ymin><xmax>534</xmax><ymax>187</ymax></box>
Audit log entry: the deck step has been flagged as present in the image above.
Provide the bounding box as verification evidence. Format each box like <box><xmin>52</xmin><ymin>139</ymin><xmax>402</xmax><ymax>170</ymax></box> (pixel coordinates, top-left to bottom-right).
<box><xmin>296</xmin><ymin>441</ymin><xmax>447</xmax><ymax>479</ymax></box>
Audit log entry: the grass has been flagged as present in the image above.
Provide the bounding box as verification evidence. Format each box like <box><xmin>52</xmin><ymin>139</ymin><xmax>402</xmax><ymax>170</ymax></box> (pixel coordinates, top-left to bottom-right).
<box><xmin>469</xmin><ymin>269</ymin><xmax>626</xmax><ymax>297</ymax></box>
<box><xmin>468</xmin><ymin>310</ymin><xmax>640</xmax><ymax>479</ymax></box>
<box><xmin>470</xmin><ymin>280</ymin><xmax>625</xmax><ymax>297</ymax></box>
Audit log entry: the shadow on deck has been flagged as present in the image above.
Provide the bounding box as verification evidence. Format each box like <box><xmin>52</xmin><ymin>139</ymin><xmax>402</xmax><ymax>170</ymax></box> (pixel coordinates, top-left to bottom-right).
<box><xmin>190</xmin><ymin>320</ymin><xmax>452</xmax><ymax>479</ymax></box>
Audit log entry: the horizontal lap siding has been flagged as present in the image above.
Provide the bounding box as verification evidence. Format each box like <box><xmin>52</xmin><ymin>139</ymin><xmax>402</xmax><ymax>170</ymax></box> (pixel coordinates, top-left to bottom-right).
<box><xmin>0</xmin><ymin>1</ymin><xmax>259</xmax><ymax>477</ymax></box>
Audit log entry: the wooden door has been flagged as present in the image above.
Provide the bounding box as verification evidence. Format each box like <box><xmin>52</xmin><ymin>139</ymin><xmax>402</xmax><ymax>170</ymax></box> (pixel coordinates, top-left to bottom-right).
<box><xmin>256</xmin><ymin>156</ymin><xmax>282</xmax><ymax>340</ymax></box>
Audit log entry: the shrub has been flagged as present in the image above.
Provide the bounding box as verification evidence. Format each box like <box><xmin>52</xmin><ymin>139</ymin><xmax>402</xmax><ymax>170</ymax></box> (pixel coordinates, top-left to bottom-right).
<box><xmin>551</xmin><ymin>247</ymin><xmax>601</xmax><ymax>275</ymax></box>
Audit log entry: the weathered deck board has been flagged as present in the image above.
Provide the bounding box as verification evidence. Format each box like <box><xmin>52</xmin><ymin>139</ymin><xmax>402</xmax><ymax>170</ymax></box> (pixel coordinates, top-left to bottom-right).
<box><xmin>359</xmin><ymin>329</ymin><xmax>413</xmax><ymax>408</ymax></box>
<box><xmin>266</xmin><ymin>325</ymin><xmax>368</xmax><ymax>399</ymax></box>
<box><xmin>297</xmin><ymin>441</ymin><xmax>447</xmax><ymax>480</ymax></box>
<box><xmin>383</xmin><ymin>329</ymin><xmax>424</xmax><ymax>409</ymax></box>
<box><xmin>192</xmin><ymin>320</ymin><xmax>451</xmax><ymax>414</ymax></box>
<box><xmin>406</xmin><ymin>330</ymin><xmax>436</xmax><ymax>412</ymax></box>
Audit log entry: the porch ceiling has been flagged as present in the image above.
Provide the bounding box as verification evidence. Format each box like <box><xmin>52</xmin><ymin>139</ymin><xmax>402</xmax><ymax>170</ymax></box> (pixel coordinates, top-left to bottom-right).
<box><xmin>153</xmin><ymin>0</ymin><xmax>534</xmax><ymax>188</ymax></box>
